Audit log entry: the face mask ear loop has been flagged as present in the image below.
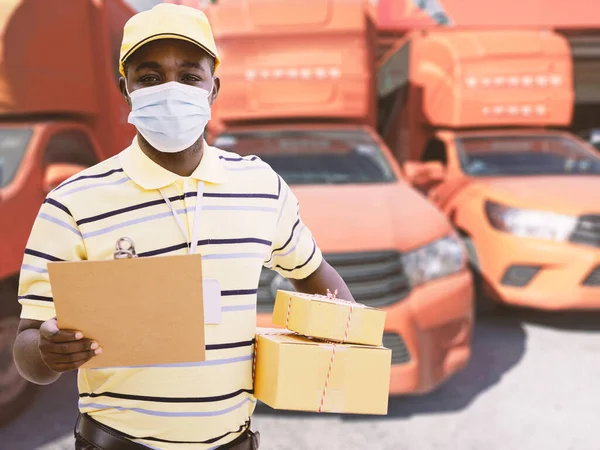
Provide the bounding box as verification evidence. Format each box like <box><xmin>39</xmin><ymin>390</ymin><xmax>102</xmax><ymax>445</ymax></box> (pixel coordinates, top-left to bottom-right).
<box><xmin>208</xmin><ymin>78</ymin><xmax>215</xmax><ymax>98</ymax></box>
<box><xmin>124</xmin><ymin>79</ymin><xmax>133</xmax><ymax>107</ymax></box>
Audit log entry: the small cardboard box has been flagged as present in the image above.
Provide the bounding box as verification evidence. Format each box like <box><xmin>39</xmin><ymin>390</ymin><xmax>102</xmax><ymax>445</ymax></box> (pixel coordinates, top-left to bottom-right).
<box><xmin>254</xmin><ymin>328</ymin><xmax>391</xmax><ymax>415</ymax></box>
<box><xmin>272</xmin><ymin>290</ymin><xmax>386</xmax><ymax>346</ymax></box>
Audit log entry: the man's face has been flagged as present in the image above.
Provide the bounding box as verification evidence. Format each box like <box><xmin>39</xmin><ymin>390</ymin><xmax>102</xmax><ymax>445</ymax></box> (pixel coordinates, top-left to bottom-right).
<box><xmin>120</xmin><ymin>38</ymin><xmax>220</xmax><ymax>106</ymax></box>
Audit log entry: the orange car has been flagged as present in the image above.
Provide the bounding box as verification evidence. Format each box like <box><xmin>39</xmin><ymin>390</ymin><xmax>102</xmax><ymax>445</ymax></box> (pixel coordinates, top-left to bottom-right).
<box><xmin>212</xmin><ymin>124</ymin><xmax>474</xmax><ymax>394</ymax></box>
<box><xmin>413</xmin><ymin>129</ymin><xmax>600</xmax><ymax>312</ymax></box>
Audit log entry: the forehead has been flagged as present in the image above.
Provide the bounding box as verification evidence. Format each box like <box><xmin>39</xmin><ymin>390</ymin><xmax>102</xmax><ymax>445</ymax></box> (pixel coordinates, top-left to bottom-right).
<box><xmin>127</xmin><ymin>39</ymin><xmax>211</xmax><ymax>68</ymax></box>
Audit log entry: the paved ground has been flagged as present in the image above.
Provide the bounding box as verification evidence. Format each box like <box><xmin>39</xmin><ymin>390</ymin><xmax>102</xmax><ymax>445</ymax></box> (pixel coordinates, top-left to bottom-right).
<box><xmin>1</xmin><ymin>309</ymin><xmax>598</xmax><ymax>450</ymax></box>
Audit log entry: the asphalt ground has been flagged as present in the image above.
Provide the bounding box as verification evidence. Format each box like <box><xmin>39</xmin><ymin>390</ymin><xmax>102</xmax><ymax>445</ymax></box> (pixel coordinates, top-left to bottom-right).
<box><xmin>1</xmin><ymin>309</ymin><xmax>598</xmax><ymax>450</ymax></box>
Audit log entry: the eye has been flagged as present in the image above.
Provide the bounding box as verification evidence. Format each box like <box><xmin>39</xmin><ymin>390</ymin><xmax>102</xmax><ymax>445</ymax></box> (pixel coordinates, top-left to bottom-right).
<box><xmin>140</xmin><ymin>75</ymin><xmax>160</xmax><ymax>83</ymax></box>
<box><xmin>181</xmin><ymin>75</ymin><xmax>202</xmax><ymax>83</ymax></box>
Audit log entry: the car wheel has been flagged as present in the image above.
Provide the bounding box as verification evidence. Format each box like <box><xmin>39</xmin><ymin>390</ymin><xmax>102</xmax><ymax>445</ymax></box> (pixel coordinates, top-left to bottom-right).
<box><xmin>0</xmin><ymin>280</ymin><xmax>38</xmax><ymax>426</ymax></box>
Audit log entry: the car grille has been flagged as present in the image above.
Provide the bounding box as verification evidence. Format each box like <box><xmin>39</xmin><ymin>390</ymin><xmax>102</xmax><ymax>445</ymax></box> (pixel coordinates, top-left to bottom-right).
<box><xmin>570</xmin><ymin>215</ymin><xmax>600</xmax><ymax>248</ymax></box>
<box><xmin>256</xmin><ymin>250</ymin><xmax>412</xmax><ymax>313</ymax></box>
<box><xmin>382</xmin><ymin>332</ymin><xmax>411</xmax><ymax>365</ymax></box>
<box><xmin>582</xmin><ymin>266</ymin><xmax>600</xmax><ymax>286</ymax></box>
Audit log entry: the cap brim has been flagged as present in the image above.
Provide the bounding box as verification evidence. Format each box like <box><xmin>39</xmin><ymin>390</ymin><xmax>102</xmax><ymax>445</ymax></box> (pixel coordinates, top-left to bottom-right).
<box><xmin>119</xmin><ymin>33</ymin><xmax>218</xmax><ymax>76</ymax></box>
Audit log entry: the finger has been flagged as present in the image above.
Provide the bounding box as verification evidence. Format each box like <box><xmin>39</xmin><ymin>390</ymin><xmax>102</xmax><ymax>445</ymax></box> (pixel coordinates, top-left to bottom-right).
<box><xmin>41</xmin><ymin>326</ymin><xmax>84</xmax><ymax>343</ymax></box>
<box><xmin>41</xmin><ymin>339</ymin><xmax>99</xmax><ymax>355</ymax></box>
<box><xmin>47</xmin><ymin>349</ymin><xmax>101</xmax><ymax>364</ymax></box>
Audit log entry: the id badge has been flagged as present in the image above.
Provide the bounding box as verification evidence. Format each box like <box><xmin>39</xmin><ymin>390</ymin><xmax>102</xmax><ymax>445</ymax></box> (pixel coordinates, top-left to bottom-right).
<box><xmin>203</xmin><ymin>279</ymin><xmax>222</xmax><ymax>324</ymax></box>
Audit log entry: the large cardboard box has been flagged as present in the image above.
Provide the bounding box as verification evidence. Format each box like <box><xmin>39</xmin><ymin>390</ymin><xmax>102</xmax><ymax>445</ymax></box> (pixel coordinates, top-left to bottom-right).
<box><xmin>272</xmin><ymin>290</ymin><xmax>386</xmax><ymax>346</ymax></box>
<box><xmin>254</xmin><ymin>328</ymin><xmax>391</xmax><ymax>415</ymax></box>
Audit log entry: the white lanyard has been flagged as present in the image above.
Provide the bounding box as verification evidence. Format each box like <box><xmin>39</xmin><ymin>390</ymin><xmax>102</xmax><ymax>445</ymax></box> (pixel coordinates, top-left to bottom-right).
<box><xmin>159</xmin><ymin>181</ymin><xmax>205</xmax><ymax>255</ymax></box>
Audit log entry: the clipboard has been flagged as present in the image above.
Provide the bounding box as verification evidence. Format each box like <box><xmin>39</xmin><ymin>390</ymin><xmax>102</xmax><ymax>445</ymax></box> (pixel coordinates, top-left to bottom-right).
<box><xmin>47</xmin><ymin>238</ymin><xmax>205</xmax><ymax>369</ymax></box>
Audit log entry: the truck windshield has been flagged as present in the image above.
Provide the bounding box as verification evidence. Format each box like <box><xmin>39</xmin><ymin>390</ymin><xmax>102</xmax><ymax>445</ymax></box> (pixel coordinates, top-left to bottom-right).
<box><xmin>213</xmin><ymin>130</ymin><xmax>396</xmax><ymax>185</ymax></box>
<box><xmin>0</xmin><ymin>128</ymin><xmax>33</xmax><ymax>188</ymax></box>
<box><xmin>457</xmin><ymin>135</ymin><xmax>600</xmax><ymax>177</ymax></box>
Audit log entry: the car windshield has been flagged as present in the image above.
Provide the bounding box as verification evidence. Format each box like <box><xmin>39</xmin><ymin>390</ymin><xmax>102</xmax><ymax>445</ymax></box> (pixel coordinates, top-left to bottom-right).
<box><xmin>0</xmin><ymin>128</ymin><xmax>33</xmax><ymax>188</ymax></box>
<box><xmin>212</xmin><ymin>130</ymin><xmax>396</xmax><ymax>185</ymax></box>
<box><xmin>457</xmin><ymin>135</ymin><xmax>600</xmax><ymax>176</ymax></box>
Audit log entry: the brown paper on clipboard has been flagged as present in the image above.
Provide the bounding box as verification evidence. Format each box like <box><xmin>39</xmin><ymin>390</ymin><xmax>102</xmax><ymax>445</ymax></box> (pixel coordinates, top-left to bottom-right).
<box><xmin>47</xmin><ymin>254</ymin><xmax>205</xmax><ymax>369</ymax></box>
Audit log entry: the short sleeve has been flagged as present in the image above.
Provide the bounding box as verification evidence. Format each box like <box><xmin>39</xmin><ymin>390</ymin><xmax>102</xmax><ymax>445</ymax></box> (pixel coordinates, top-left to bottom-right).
<box><xmin>18</xmin><ymin>195</ymin><xmax>86</xmax><ymax>321</ymax></box>
<box><xmin>263</xmin><ymin>176</ymin><xmax>323</xmax><ymax>280</ymax></box>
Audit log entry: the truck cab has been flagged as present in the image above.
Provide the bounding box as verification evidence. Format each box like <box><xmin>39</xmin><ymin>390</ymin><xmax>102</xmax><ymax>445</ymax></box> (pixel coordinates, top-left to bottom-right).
<box><xmin>377</xmin><ymin>28</ymin><xmax>600</xmax><ymax>312</ymax></box>
<box><xmin>0</xmin><ymin>0</ymin><xmax>135</xmax><ymax>424</ymax></box>
<box><xmin>205</xmin><ymin>0</ymin><xmax>474</xmax><ymax>395</ymax></box>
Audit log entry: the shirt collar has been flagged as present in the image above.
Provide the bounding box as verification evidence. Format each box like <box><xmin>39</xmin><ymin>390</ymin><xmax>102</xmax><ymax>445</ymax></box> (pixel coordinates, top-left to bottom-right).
<box><xmin>119</xmin><ymin>137</ymin><xmax>228</xmax><ymax>190</ymax></box>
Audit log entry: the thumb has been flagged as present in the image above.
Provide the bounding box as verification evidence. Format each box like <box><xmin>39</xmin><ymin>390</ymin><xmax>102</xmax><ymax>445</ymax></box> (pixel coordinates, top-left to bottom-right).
<box><xmin>41</xmin><ymin>317</ymin><xmax>59</xmax><ymax>338</ymax></box>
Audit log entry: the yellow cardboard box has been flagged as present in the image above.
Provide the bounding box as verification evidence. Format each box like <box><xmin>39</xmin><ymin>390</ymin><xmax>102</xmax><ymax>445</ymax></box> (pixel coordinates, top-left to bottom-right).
<box><xmin>254</xmin><ymin>328</ymin><xmax>391</xmax><ymax>415</ymax></box>
<box><xmin>272</xmin><ymin>290</ymin><xmax>386</xmax><ymax>346</ymax></box>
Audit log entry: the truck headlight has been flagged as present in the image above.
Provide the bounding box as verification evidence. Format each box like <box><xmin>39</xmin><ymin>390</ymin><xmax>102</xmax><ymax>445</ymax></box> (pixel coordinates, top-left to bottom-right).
<box><xmin>485</xmin><ymin>200</ymin><xmax>577</xmax><ymax>241</ymax></box>
<box><xmin>401</xmin><ymin>235</ymin><xmax>466</xmax><ymax>287</ymax></box>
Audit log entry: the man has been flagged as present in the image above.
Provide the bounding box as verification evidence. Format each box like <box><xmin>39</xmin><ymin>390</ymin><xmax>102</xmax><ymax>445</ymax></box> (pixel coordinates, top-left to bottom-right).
<box><xmin>13</xmin><ymin>4</ymin><xmax>354</xmax><ymax>449</ymax></box>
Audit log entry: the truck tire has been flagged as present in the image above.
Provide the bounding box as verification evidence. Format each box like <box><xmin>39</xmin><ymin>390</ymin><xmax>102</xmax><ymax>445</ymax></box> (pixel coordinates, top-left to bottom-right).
<box><xmin>0</xmin><ymin>277</ymin><xmax>38</xmax><ymax>426</ymax></box>
<box><xmin>461</xmin><ymin>235</ymin><xmax>499</xmax><ymax>316</ymax></box>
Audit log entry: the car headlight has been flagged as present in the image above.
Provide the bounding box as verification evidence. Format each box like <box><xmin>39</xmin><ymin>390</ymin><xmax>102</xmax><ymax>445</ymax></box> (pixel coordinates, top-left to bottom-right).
<box><xmin>401</xmin><ymin>235</ymin><xmax>466</xmax><ymax>287</ymax></box>
<box><xmin>485</xmin><ymin>200</ymin><xmax>577</xmax><ymax>241</ymax></box>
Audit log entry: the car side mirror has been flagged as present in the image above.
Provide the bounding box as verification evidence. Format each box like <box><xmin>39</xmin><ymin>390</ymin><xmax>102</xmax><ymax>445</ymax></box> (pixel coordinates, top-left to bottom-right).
<box><xmin>422</xmin><ymin>161</ymin><xmax>446</xmax><ymax>182</ymax></box>
<box><xmin>43</xmin><ymin>163</ymin><xmax>87</xmax><ymax>193</ymax></box>
<box><xmin>403</xmin><ymin>160</ymin><xmax>446</xmax><ymax>193</ymax></box>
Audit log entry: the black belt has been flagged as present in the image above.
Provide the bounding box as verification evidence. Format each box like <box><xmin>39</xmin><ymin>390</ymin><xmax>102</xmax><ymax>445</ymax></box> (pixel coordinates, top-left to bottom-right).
<box><xmin>75</xmin><ymin>414</ymin><xmax>259</xmax><ymax>449</ymax></box>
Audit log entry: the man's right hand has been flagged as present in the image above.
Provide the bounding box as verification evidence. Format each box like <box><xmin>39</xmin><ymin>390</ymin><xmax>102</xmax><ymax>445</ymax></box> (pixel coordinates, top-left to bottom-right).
<box><xmin>38</xmin><ymin>318</ymin><xmax>102</xmax><ymax>372</ymax></box>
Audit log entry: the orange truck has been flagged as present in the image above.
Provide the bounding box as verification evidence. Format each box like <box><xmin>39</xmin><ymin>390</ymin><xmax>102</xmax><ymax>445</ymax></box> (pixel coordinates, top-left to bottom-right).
<box><xmin>0</xmin><ymin>0</ymin><xmax>135</xmax><ymax>424</ymax></box>
<box><xmin>167</xmin><ymin>0</ymin><xmax>475</xmax><ymax>397</ymax></box>
<box><xmin>374</xmin><ymin>0</ymin><xmax>600</xmax><ymax>312</ymax></box>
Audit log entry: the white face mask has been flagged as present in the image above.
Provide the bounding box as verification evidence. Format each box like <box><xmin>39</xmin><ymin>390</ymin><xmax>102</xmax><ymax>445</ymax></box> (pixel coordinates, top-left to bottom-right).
<box><xmin>126</xmin><ymin>81</ymin><xmax>213</xmax><ymax>153</ymax></box>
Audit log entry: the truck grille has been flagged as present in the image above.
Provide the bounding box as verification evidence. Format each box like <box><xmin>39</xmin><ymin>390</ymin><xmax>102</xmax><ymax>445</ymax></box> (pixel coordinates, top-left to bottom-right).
<box><xmin>570</xmin><ymin>215</ymin><xmax>600</xmax><ymax>248</ymax></box>
<box><xmin>582</xmin><ymin>266</ymin><xmax>600</xmax><ymax>286</ymax></box>
<box><xmin>382</xmin><ymin>332</ymin><xmax>411</xmax><ymax>365</ymax></box>
<box><xmin>257</xmin><ymin>250</ymin><xmax>411</xmax><ymax>313</ymax></box>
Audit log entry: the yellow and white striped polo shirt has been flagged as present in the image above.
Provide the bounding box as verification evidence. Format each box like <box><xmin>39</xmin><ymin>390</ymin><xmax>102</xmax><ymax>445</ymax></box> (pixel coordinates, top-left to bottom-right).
<box><xmin>18</xmin><ymin>138</ymin><xmax>323</xmax><ymax>449</ymax></box>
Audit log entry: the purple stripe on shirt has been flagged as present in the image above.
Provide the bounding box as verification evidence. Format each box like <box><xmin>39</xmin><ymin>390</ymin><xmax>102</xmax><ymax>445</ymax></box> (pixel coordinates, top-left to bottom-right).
<box><xmin>203</xmin><ymin>205</ymin><xmax>278</xmax><ymax>213</ymax></box>
<box><xmin>38</xmin><ymin>212</ymin><xmax>81</xmax><ymax>237</ymax></box>
<box><xmin>83</xmin><ymin>205</ymin><xmax>277</xmax><ymax>240</ymax></box>
<box><xmin>88</xmin><ymin>354</ymin><xmax>253</xmax><ymax>370</ymax></box>
<box><xmin>21</xmin><ymin>264</ymin><xmax>48</xmax><ymax>274</ymax></box>
<box><xmin>78</xmin><ymin>397</ymin><xmax>256</xmax><ymax>418</ymax></box>
<box><xmin>82</xmin><ymin>207</ymin><xmax>195</xmax><ymax>239</ymax></box>
<box><xmin>59</xmin><ymin>175</ymin><xmax>130</xmax><ymax>197</ymax></box>
<box><xmin>54</xmin><ymin>167</ymin><xmax>124</xmax><ymax>191</ymax></box>
<box><xmin>221</xmin><ymin>304</ymin><xmax>256</xmax><ymax>312</ymax></box>
<box><xmin>275</xmin><ymin>238</ymin><xmax>317</xmax><ymax>272</ymax></box>
<box><xmin>271</xmin><ymin>225</ymin><xmax>306</xmax><ymax>259</ymax></box>
<box><xmin>202</xmin><ymin>253</ymin><xmax>266</xmax><ymax>261</ymax></box>
<box><xmin>265</xmin><ymin>218</ymin><xmax>300</xmax><ymax>265</ymax></box>
<box><xmin>275</xmin><ymin>183</ymin><xmax>290</xmax><ymax>228</ymax></box>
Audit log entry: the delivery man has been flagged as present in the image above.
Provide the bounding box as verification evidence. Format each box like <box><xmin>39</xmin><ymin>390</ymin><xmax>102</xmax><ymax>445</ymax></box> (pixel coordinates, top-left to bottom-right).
<box><xmin>13</xmin><ymin>4</ymin><xmax>354</xmax><ymax>449</ymax></box>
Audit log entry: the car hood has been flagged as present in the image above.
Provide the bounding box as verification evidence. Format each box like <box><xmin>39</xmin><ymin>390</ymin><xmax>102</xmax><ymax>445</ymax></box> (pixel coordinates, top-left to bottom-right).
<box><xmin>290</xmin><ymin>182</ymin><xmax>452</xmax><ymax>253</ymax></box>
<box><xmin>477</xmin><ymin>176</ymin><xmax>600</xmax><ymax>215</ymax></box>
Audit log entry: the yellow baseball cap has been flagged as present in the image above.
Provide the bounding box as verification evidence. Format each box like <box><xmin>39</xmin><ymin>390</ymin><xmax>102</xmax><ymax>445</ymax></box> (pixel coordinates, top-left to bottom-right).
<box><xmin>119</xmin><ymin>3</ymin><xmax>220</xmax><ymax>77</ymax></box>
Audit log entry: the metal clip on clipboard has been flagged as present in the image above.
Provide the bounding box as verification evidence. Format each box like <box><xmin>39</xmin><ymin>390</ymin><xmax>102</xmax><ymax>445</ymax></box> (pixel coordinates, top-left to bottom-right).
<box><xmin>113</xmin><ymin>237</ymin><xmax>138</xmax><ymax>259</ymax></box>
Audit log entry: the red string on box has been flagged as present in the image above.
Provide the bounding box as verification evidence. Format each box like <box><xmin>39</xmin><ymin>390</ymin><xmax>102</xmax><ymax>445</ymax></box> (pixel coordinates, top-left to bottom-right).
<box><xmin>318</xmin><ymin>297</ymin><xmax>354</xmax><ymax>412</ymax></box>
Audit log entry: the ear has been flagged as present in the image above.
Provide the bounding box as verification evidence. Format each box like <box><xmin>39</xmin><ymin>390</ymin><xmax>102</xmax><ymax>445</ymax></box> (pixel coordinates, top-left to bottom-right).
<box><xmin>119</xmin><ymin>77</ymin><xmax>131</xmax><ymax>107</ymax></box>
<box><xmin>209</xmin><ymin>77</ymin><xmax>220</xmax><ymax>105</ymax></box>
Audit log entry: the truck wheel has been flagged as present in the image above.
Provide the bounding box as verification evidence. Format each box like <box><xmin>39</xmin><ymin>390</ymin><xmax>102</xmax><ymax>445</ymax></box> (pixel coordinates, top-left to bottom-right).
<box><xmin>461</xmin><ymin>235</ymin><xmax>499</xmax><ymax>316</ymax></box>
<box><xmin>0</xmin><ymin>279</ymin><xmax>38</xmax><ymax>426</ymax></box>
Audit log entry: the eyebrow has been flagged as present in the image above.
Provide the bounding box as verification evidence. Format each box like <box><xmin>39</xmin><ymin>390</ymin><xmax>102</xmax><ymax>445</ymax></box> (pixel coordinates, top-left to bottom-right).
<box><xmin>134</xmin><ymin>61</ymin><xmax>162</xmax><ymax>72</ymax></box>
<box><xmin>134</xmin><ymin>60</ymin><xmax>205</xmax><ymax>72</ymax></box>
<box><xmin>181</xmin><ymin>60</ymin><xmax>205</xmax><ymax>71</ymax></box>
